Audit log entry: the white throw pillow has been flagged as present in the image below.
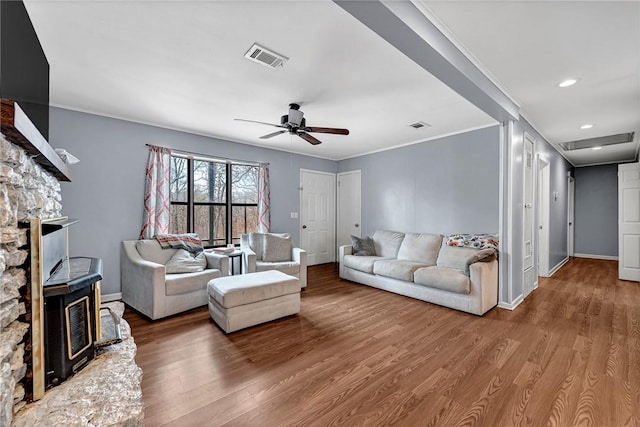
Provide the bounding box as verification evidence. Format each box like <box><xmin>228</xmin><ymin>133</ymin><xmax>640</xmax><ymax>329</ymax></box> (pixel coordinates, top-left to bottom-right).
<box><xmin>262</xmin><ymin>234</ymin><xmax>292</xmax><ymax>262</ymax></box>
<box><xmin>135</xmin><ymin>239</ymin><xmax>177</xmax><ymax>265</ymax></box>
<box><xmin>165</xmin><ymin>249</ymin><xmax>207</xmax><ymax>274</ymax></box>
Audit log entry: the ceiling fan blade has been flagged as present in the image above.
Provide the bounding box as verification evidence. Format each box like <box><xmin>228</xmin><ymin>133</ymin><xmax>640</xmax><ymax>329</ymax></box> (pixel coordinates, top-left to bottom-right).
<box><xmin>305</xmin><ymin>127</ymin><xmax>350</xmax><ymax>135</ymax></box>
<box><xmin>234</xmin><ymin>118</ymin><xmax>284</xmax><ymax>128</ymax></box>
<box><xmin>298</xmin><ymin>132</ymin><xmax>322</xmax><ymax>145</ymax></box>
<box><xmin>260</xmin><ymin>130</ymin><xmax>287</xmax><ymax>139</ymax></box>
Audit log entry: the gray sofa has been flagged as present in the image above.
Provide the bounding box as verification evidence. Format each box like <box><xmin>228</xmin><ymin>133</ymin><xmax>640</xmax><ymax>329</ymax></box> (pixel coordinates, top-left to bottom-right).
<box><xmin>121</xmin><ymin>239</ymin><xmax>229</xmax><ymax>320</ymax></box>
<box><xmin>339</xmin><ymin>230</ymin><xmax>498</xmax><ymax>315</ymax></box>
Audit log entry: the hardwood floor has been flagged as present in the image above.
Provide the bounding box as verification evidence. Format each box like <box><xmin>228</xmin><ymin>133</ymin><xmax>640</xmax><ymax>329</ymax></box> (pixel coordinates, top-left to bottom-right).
<box><xmin>124</xmin><ymin>258</ymin><xmax>640</xmax><ymax>426</ymax></box>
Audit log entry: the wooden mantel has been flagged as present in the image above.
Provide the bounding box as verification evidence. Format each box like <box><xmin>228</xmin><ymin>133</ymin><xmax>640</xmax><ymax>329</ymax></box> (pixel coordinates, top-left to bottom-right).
<box><xmin>1</xmin><ymin>98</ymin><xmax>71</xmax><ymax>181</ymax></box>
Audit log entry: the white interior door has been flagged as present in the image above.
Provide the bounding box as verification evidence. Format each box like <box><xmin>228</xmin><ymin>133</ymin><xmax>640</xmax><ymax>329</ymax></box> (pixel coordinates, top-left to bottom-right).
<box><xmin>537</xmin><ymin>156</ymin><xmax>550</xmax><ymax>278</ymax></box>
<box><xmin>300</xmin><ymin>169</ymin><xmax>336</xmax><ymax>265</ymax></box>
<box><xmin>523</xmin><ymin>133</ymin><xmax>535</xmax><ymax>295</ymax></box>
<box><xmin>568</xmin><ymin>177</ymin><xmax>575</xmax><ymax>257</ymax></box>
<box><xmin>619</xmin><ymin>162</ymin><xmax>640</xmax><ymax>282</ymax></box>
<box><xmin>337</xmin><ymin>170</ymin><xmax>361</xmax><ymax>253</ymax></box>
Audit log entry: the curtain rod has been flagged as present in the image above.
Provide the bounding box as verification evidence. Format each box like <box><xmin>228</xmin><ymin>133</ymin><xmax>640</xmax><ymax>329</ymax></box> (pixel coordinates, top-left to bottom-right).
<box><xmin>145</xmin><ymin>144</ymin><xmax>268</xmax><ymax>166</ymax></box>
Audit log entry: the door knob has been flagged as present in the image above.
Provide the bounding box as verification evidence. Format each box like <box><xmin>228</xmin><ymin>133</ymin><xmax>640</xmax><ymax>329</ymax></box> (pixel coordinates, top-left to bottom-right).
<box><xmin>355</xmin><ymin>224</ymin><xmax>359</xmax><ymax>227</ymax></box>
<box><xmin>302</xmin><ymin>225</ymin><xmax>307</xmax><ymax>229</ymax></box>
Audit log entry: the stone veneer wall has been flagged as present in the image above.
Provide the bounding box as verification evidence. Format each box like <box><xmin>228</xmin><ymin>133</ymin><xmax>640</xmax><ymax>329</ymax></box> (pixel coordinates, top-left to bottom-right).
<box><xmin>0</xmin><ymin>134</ymin><xmax>62</xmax><ymax>426</ymax></box>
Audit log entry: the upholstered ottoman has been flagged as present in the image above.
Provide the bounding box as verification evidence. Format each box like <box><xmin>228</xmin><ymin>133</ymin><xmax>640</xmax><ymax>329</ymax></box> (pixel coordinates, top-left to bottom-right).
<box><xmin>207</xmin><ymin>270</ymin><xmax>301</xmax><ymax>333</ymax></box>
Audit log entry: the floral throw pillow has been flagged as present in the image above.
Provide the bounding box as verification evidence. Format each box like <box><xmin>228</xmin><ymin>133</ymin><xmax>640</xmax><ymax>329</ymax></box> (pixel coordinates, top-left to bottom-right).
<box><xmin>351</xmin><ymin>235</ymin><xmax>376</xmax><ymax>256</ymax></box>
<box><xmin>446</xmin><ymin>234</ymin><xmax>499</xmax><ymax>252</ymax></box>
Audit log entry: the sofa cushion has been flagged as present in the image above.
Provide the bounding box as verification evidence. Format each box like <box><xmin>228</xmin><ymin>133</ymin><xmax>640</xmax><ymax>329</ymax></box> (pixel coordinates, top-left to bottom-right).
<box><xmin>256</xmin><ymin>261</ymin><xmax>300</xmax><ymax>276</ymax></box>
<box><xmin>414</xmin><ymin>266</ymin><xmax>471</xmax><ymax>294</ymax></box>
<box><xmin>165</xmin><ymin>249</ymin><xmax>207</xmax><ymax>274</ymax></box>
<box><xmin>437</xmin><ymin>244</ymin><xmax>497</xmax><ymax>276</ymax></box>
<box><xmin>165</xmin><ymin>268</ymin><xmax>222</xmax><ymax>296</ymax></box>
<box><xmin>373</xmin><ymin>259</ymin><xmax>430</xmax><ymax>282</ymax></box>
<box><xmin>343</xmin><ymin>255</ymin><xmax>389</xmax><ymax>274</ymax></box>
<box><xmin>263</xmin><ymin>234</ymin><xmax>292</xmax><ymax>262</ymax></box>
<box><xmin>397</xmin><ymin>233</ymin><xmax>442</xmax><ymax>265</ymax></box>
<box><xmin>351</xmin><ymin>235</ymin><xmax>376</xmax><ymax>256</ymax></box>
<box><xmin>135</xmin><ymin>239</ymin><xmax>177</xmax><ymax>265</ymax></box>
<box><xmin>372</xmin><ymin>230</ymin><xmax>405</xmax><ymax>259</ymax></box>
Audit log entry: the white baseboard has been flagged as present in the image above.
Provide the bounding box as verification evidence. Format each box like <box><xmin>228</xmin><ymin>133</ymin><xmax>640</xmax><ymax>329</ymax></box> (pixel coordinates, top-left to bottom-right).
<box><xmin>498</xmin><ymin>294</ymin><xmax>524</xmax><ymax>311</ymax></box>
<box><xmin>548</xmin><ymin>257</ymin><xmax>570</xmax><ymax>276</ymax></box>
<box><xmin>574</xmin><ymin>253</ymin><xmax>619</xmax><ymax>261</ymax></box>
<box><xmin>101</xmin><ymin>292</ymin><xmax>122</xmax><ymax>303</ymax></box>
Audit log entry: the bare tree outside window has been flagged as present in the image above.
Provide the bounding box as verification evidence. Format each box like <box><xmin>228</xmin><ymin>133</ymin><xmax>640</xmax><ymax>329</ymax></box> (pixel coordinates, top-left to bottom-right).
<box><xmin>169</xmin><ymin>155</ymin><xmax>259</xmax><ymax>246</ymax></box>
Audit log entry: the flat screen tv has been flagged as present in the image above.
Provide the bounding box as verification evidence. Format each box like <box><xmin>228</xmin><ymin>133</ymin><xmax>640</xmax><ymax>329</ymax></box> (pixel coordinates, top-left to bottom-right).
<box><xmin>1</xmin><ymin>0</ymin><xmax>50</xmax><ymax>141</ymax></box>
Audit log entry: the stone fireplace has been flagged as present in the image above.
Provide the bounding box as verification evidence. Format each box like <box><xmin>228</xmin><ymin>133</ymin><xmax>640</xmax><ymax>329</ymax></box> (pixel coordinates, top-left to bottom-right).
<box><xmin>0</xmin><ymin>134</ymin><xmax>62</xmax><ymax>424</ymax></box>
<box><xmin>1</xmin><ymin>117</ymin><xmax>144</xmax><ymax>426</ymax></box>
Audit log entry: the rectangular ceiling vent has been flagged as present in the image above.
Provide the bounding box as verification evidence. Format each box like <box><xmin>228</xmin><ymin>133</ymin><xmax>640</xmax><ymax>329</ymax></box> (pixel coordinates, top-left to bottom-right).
<box><xmin>560</xmin><ymin>132</ymin><xmax>635</xmax><ymax>151</ymax></box>
<box><xmin>409</xmin><ymin>121</ymin><xmax>431</xmax><ymax>129</ymax></box>
<box><xmin>244</xmin><ymin>43</ymin><xmax>288</xmax><ymax>69</ymax></box>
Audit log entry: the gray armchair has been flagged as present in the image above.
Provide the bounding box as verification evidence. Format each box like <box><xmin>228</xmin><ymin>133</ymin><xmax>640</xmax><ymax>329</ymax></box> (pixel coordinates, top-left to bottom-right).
<box><xmin>240</xmin><ymin>233</ymin><xmax>307</xmax><ymax>288</ymax></box>
<box><xmin>121</xmin><ymin>240</ymin><xmax>229</xmax><ymax>320</ymax></box>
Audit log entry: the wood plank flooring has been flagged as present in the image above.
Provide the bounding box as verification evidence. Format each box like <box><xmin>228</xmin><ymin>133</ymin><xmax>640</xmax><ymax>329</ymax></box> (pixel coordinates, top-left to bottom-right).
<box><xmin>124</xmin><ymin>258</ymin><xmax>640</xmax><ymax>426</ymax></box>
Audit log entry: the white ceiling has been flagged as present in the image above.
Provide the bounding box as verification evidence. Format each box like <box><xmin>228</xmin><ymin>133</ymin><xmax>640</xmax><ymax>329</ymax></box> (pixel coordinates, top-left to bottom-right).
<box><xmin>24</xmin><ymin>0</ymin><xmax>640</xmax><ymax>166</ymax></box>
<box><xmin>421</xmin><ymin>0</ymin><xmax>640</xmax><ymax>167</ymax></box>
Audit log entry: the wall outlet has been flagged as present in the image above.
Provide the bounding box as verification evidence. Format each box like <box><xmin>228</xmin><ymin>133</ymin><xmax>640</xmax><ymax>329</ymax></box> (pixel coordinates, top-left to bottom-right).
<box><xmin>290</xmin><ymin>212</ymin><xmax>298</xmax><ymax>219</ymax></box>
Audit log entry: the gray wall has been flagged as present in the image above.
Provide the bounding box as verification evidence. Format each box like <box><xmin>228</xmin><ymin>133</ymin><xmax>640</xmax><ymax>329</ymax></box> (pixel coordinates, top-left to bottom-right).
<box><xmin>503</xmin><ymin>117</ymin><xmax>573</xmax><ymax>305</ymax></box>
<box><xmin>338</xmin><ymin>125</ymin><xmax>501</xmax><ymax>236</ymax></box>
<box><xmin>49</xmin><ymin>107</ymin><xmax>336</xmax><ymax>295</ymax></box>
<box><xmin>574</xmin><ymin>164</ymin><xmax>618</xmax><ymax>257</ymax></box>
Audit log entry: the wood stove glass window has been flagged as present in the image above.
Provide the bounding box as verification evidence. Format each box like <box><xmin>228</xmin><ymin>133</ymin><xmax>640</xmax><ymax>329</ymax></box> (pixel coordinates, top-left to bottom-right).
<box><xmin>169</xmin><ymin>155</ymin><xmax>258</xmax><ymax>247</ymax></box>
<box><xmin>65</xmin><ymin>296</ymin><xmax>92</xmax><ymax>359</ymax></box>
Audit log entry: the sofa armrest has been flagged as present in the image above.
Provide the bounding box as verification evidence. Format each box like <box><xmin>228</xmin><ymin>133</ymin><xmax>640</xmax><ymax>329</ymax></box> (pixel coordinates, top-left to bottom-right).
<box><xmin>204</xmin><ymin>252</ymin><xmax>229</xmax><ymax>275</ymax></box>
<box><xmin>241</xmin><ymin>247</ymin><xmax>256</xmax><ymax>274</ymax></box>
<box><xmin>292</xmin><ymin>247</ymin><xmax>307</xmax><ymax>288</ymax></box>
<box><xmin>339</xmin><ymin>245</ymin><xmax>353</xmax><ymax>278</ymax></box>
<box><xmin>468</xmin><ymin>259</ymin><xmax>498</xmax><ymax>315</ymax></box>
<box><xmin>120</xmin><ymin>241</ymin><xmax>166</xmax><ymax>319</ymax></box>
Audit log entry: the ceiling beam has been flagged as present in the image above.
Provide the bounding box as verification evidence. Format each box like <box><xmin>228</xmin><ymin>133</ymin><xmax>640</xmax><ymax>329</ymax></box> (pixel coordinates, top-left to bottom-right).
<box><xmin>334</xmin><ymin>0</ymin><xmax>519</xmax><ymax>123</ymax></box>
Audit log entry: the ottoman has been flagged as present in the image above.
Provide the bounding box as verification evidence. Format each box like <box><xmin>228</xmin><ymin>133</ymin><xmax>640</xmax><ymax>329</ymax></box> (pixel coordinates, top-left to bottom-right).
<box><xmin>207</xmin><ymin>270</ymin><xmax>301</xmax><ymax>333</ymax></box>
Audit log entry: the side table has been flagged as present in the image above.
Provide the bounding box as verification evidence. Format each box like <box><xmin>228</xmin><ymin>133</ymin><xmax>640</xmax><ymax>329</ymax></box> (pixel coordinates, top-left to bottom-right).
<box><xmin>227</xmin><ymin>250</ymin><xmax>243</xmax><ymax>275</ymax></box>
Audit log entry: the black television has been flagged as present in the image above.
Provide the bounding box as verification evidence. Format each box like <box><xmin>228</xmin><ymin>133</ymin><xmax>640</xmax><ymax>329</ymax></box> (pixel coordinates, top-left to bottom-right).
<box><xmin>0</xmin><ymin>0</ymin><xmax>50</xmax><ymax>141</ymax></box>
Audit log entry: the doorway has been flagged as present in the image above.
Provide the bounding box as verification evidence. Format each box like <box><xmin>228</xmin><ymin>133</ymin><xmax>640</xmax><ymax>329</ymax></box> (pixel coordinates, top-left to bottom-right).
<box><xmin>523</xmin><ymin>132</ymin><xmax>535</xmax><ymax>297</ymax></box>
<box><xmin>300</xmin><ymin>169</ymin><xmax>336</xmax><ymax>265</ymax></box>
<box><xmin>568</xmin><ymin>176</ymin><xmax>575</xmax><ymax>257</ymax></box>
<box><xmin>618</xmin><ymin>162</ymin><xmax>640</xmax><ymax>281</ymax></box>
<box><xmin>337</xmin><ymin>170</ymin><xmax>361</xmax><ymax>255</ymax></box>
<box><xmin>537</xmin><ymin>155</ymin><xmax>550</xmax><ymax>278</ymax></box>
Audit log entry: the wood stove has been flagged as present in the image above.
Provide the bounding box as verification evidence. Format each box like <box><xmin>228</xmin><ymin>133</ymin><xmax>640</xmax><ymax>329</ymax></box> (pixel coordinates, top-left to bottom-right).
<box><xmin>43</xmin><ymin>256</ymin><xmax>102</xmax><ymax>388</ymax></box>
<box><xmin>29</xmin><ymin>217</ymin><xmax>103</xmax><ymax>398</ymax></box>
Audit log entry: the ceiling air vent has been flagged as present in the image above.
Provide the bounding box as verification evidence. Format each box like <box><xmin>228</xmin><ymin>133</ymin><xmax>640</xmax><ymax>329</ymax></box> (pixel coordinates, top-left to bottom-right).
<box><xmin>409</xmin><ymin>121</ymin><xmax>431</xmax><ymax>129</ymax></box>
<box><xmin>560</xmin><ymin>132</ymin><xmax>635</xmax><ymax>151</ymax></box>
<box><xmin>244</xmin><ymin>43</ymin><xmax>288</xmax><ymax>69</ymax></box>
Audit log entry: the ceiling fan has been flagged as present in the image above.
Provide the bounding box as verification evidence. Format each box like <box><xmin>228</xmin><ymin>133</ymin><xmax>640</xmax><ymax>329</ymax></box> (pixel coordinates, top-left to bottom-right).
<box><xmin>234</xmin><ymin>103</ymin><xmax>349</xmax><ymax>145</ymax></box>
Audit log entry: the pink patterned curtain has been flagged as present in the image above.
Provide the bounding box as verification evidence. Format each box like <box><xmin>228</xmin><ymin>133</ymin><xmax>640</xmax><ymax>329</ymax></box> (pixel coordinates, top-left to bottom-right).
<box><xmin>257</xmin><ymin>163</ymin><xmax>270</xmax><ymax>233</ymax></box>
<box><xmin>139</xmin><ymin>146</ymin><xmax>171</xmax><ymax>239</ymax></box>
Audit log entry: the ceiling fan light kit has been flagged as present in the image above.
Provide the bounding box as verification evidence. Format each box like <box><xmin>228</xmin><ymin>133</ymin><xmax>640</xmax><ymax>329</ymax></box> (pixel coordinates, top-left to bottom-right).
<box><xmin>234</xmin><ymin>103</ymin><xmax>349</xmax><ymax>145</ymax></box>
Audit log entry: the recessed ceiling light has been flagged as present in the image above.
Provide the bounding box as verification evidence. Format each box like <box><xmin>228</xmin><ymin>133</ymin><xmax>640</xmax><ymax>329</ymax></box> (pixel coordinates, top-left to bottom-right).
<box><xmin>580</xmin><ymin>124</ymin><xmax>594</xmax><ymax>129</ymax></box>
<box><xmin>558</xmin><ymin>78</ymin><xmax>579</xmax><ymax>88</ymax></box>
<box><xmin>592</xmin><ymin>146</ymin><xmax>603</xmax><ymax>150</ymax></box>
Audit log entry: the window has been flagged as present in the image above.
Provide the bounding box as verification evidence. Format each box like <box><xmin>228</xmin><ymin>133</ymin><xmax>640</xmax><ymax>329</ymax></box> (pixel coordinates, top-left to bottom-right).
<box><xmin>169</xmin><ymin>155</ymin><xmax>259</xmax><ymax>247</ymax></box>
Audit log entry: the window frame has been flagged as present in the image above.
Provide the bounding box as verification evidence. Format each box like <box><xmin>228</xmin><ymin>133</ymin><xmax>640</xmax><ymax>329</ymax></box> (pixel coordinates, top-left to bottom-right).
<box><xmin>169</xmin><ymin>154</ymin><xmax>259</xmax><ymax>248</ymax></box>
